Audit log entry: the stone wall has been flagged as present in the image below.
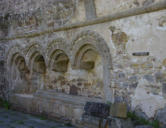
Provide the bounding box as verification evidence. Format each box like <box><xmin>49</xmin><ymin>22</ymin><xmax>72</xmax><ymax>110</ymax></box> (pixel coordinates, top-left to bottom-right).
<box><xmin>0</xmin><ymin>18</ymin><xmax>9</xmax><ymax>100</ymax></box>
<box><xmin>0</xmin><ymin>0</ymin><xmax>166</xmax><ymax>127</ymax></box>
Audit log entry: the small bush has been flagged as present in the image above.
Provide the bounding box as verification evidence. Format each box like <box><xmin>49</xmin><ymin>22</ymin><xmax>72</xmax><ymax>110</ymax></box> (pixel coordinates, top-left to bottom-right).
<box><xmin>0</xmin><ymin>98</ymin><xmax>11</xmax><ymax>109</ymax></box>
<box><xmin>127</xmin><ymin>112</ymin><xmax>160</xmax><ymax>128</ymax></box>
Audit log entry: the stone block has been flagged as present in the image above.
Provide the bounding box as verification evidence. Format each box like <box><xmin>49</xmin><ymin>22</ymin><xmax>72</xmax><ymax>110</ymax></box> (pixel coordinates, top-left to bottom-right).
<box><xmin>155</xmin><ymin>72</ymin><xmax>163</xmax><ymax>82</ymax></box>
<box><xmin>84</xmin><ymin>0</ymin><xmax>96</xmax><ymax>20</ymax></box>
<box><xmin>110</xmin><ymin>103</ymin><xmax>127</xmax><ymax>118</ymax></box>
<box><xmin>143</xmin><ymin>0</ymin><xmax>154</xmax><ymax>6</ymax></box>
<box><xmin>162</xmin><ymin>83</ymin><xmax>166</xmax><ymax>98</ymax></box>
<box><xmin>156</xmin><ymin>106</ymin><xmax>166</xmax><ymax>125</ymax></box>
<box><xmin>143</xmin><ymin>75</ymin><xmax>154</xmax><ymax>82</ymax></box>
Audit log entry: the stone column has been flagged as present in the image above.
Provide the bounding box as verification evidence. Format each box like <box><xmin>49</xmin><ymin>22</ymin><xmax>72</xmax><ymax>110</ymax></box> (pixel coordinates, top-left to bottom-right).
<box><xmin>84</xmin><ymin>0</ymin><xmax>97</xmax><ymax>20</ymax></box>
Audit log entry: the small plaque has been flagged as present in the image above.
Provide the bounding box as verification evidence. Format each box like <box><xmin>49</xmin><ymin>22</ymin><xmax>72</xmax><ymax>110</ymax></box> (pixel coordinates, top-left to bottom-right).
<box><xmin>84</xmin><ymin>102</ymin><xmax>110</xmax><ymax>118</ymax></box>
<box><xmin>110</xmin><ymin>103</ymin><xmax>127</xmax><ymax>118</ymax></box>
<box><xmin>132</xmin><ymin>52</ymin><xmax>149</xmax><ymax>56</ymax></box>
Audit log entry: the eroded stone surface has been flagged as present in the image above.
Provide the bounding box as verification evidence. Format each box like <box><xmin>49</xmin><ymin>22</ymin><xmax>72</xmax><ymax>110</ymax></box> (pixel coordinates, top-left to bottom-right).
<box><xmin>0</xmin><ymin>0</ymin><xmax>166</xmax><ymax>127</ymax></box>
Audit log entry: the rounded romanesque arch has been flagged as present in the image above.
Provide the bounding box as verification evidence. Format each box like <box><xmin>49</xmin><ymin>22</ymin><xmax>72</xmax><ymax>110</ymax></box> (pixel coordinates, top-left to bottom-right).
<box><xmin>6</xmin><ymin>45</ymin><xmax>30</xmax><ymax>94</ymax></box>
<box><xmin>73</xmin><ymin>44</ymin><xmax>98</xmax><ymax>70</ymax></box>
<box><xmin>49</xmin><ymin>49</ymin><xmax>69</xmax><ymax>72</ymax></box>
<box><xmin>72</xmin><ymin>30</ymin><xmax>113</xmax><ymax>101</ymax></box>
<box><xmin>25</xmin><ymin>43</ymin><xmax>46</xmax><ymax>72</ymax></box>
<box><xmin>25</xmin><ymin>43</ymin><xmax>47</xmax><ymax>92</ymax></box>
<box><xmin>72</xmin><ymin>30</ymin><xmax>112</xmax><ymax>69</ymax></box>
<box><xmin>46</xmin><ymin>38</ymin><xmax>70</xmax><ymax>71</ymax></box>
<box><xmin>6</xmin><ymin>45</ymin><xmax>24</xmax><ymax>67</ymax></box>
<box><xmin>45</xmin><ymin>38</ymin><xmax>71</xmax><ymax>91</ymax></box>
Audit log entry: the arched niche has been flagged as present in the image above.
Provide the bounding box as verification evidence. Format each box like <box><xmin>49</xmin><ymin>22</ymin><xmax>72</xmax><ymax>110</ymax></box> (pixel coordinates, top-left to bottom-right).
<box><xmin>9</xmin><ymin>54</ymin><xmax>30</xmax><ymax>94</ymax></box>
<box><xmin>45</xmin><ymin>39</ymin><xmax>71</xmax><ymax>91</ymax></box>
<box><xmin>32</xmin><ymin>54</ymin><xmax>46</xmax><ymax>74</ymax></box>
<box><xmin>28</xmin><ymin>51</ymin><xmax>47</xmax><ymax>92</ymax></box>
<box><xmin>49</xmin><ymin>49</ymin><xmax>69</xmax><ymax>73</ymax></box>
<box><xmin>72</xmin><ymin>30</ymin><xmax>113</xmax><ymax>101</ymax></box>
<box><xmin>25</xmin><ymin>43</ymin><xmax>47</xmax><ymax>92</ymax></box>
<box><xmin>74</xmin><ymin>44</ymin><xmax>98</xmax><ymax>70</ymax></box>
<box><xmin>6</xmin><ymin>45</ymin><xmax>32</xmax><ymax>94</ymax></box>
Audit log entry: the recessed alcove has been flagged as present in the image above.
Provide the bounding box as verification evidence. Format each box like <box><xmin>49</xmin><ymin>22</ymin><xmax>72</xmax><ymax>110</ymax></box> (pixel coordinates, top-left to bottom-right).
<box><xmin>74</xmin><ymin>44</ymin><xmax>98</xmax><ymax>70</ymax></box>
<box><xmin>50</xmin><ymin>50</ymin><xmax>69</xmax><ymax>73</ymax></box>
<box><xmin>70</xmin><ymin>43</ymin><xmax>104</xmax><ymax>98</ymax></box>
<box><xmin>30</xmin><ymin>54</ymin><xmax>46</xmax><ymax>92</ymax></box>
<box><xmin>32</xmin><ymin>55</ymin><xmax>46</xmax><ymax>74</ymax></box>
<box><xmin>10</xmin><ymin>54</ymin><xmax>30</xmax><ymax>94</ymax></box>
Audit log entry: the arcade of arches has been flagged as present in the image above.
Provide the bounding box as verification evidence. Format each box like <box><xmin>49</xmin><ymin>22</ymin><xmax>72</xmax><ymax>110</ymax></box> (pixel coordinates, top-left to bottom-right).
<box><xmin>0</xmin><ymin>0</ymin><xmax>166</xmax><ymax>127</ymax></box>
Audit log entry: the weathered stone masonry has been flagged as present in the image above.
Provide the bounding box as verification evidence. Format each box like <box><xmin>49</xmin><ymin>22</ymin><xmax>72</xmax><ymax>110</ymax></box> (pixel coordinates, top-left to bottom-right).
<box><xmin>0</xmin><ymin>0</ymin><xmax>166</xmax><ymax>127</ymax></box>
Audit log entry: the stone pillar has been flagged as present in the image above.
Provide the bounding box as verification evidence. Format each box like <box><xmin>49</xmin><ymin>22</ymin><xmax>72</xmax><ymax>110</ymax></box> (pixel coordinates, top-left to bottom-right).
<box><xmin>84</xmin><ymin>0</ymin><xmax>97</xmax><ymax>20</ymax></box>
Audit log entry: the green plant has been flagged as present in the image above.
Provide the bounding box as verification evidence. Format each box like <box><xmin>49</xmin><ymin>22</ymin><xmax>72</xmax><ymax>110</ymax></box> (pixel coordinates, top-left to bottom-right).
<box><xmin>150</xmin><ymin>120</ymin><xmax>160</xmax><ymax>128</ymax></box>
<box><xmin>39</xmin><ymin>116</ymin><xmax>47</xmax><ymax>120</ymax></box>
<box><xmin>127</xmin><ymin>112</ymin><xmax>160</xmax><ymax>128</ymax></box>
<box><xmin>106</xmin><ymin>101</ymin><xmax>112</xmax><ymax>106</ymax></box>
<box><xmin>0</xmin><ymin>98</ymin><xmax>11</xmax><ymax>109</ymax></box>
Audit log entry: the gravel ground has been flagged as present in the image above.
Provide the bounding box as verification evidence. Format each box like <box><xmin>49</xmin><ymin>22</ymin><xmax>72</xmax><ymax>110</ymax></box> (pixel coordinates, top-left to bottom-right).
<box><xmin>0</xmin><ymin>108</ymin><xmax>75</xmax><ymax>128</ymax></box>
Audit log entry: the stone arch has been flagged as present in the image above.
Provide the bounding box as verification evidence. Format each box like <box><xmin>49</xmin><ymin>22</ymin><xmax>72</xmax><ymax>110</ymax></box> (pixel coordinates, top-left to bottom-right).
<box><xmin>6</xmin><ymin>45</ymin><xmax>30</xmax><ymax>93</ymax></box>
<box><xmin>49</xmin><ymin>50</ymin><xmax>69</xmax><ymax>72</ymax></box>
<box><xmin>31</xmin><ymin>54</ymin><xmax>46</xmax><ymax>74</ymax></box>
<box><xmin>47</xmin><ymin>38</ymin><xmax>70</xmax><ymax>72</ymax></box>
<box><xmin>72</xmin><ymin>30</ymin><xmax>113</xmax><ymax>101</ymax></box>
<box><xmin>25</xmin><ymin>43</ymin><xmax>46</xmax><ymax>72</ymax></box>
<box><xmin>6</xmin><ymin>45</ymin><xmax>25</xmax><ymax>67</ymax></box>
<box><xmin>25</xmin><ymin>43</ymin><xmax>47</xmax><ymax>92</ymax></box>
<box><xmin>74</xmin><ymin>44</ymin><xmax>98</xmax><ymax>70</ymax></box>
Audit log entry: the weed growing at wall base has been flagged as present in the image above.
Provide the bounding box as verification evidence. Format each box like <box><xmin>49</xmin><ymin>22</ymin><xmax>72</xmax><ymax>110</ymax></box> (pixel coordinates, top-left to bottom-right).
<box><xmin>0</xmin><ymin>98</ymin><xmax>11</xmax><ymax>109</ymax></box>
<box><xmin>127</xmin><ymin>112</ymin><xmax>160</xmax><ymax>128</ymax></box>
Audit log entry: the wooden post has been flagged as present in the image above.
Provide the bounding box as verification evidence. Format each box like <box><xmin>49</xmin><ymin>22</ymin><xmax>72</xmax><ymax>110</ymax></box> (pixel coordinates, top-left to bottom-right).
<box><xmin>98</xmin><ymin>118</ymin><xmax>103</xmax><ymax>128</ymax></box>
<box><xmin>104</xmin><ymin>120</ymin><xmax>109</xmax><ymax>128</ymax></box>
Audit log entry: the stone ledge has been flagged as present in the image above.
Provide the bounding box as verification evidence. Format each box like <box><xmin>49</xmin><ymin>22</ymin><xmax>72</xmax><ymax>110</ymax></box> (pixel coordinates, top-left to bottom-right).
<box><xmin>1</xmin><ymin>0</ymin><xmax>166</xmax><ymax>41</ymax></box>
<box><xmin>34</xmin><ymin>90</ymin><xmax>104</xmax><ymax>106</ymax></box>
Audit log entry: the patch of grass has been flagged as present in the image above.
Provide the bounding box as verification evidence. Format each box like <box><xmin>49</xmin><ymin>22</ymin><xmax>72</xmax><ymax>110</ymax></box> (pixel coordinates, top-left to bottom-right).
<box><xmin>39</xmin><ymin>116</ymin><xmax>47</xmax><ymax>120</ymax></box>
<box><xmin>127</xmin><ymin>112</ymin><xmax>160</xmax><ymax>128</ymax></box>
<box><xmin>0</xmin><ymin>98</ymin><xmax>11</xmax><ymax>109</ymax></box>
<box><xmin>29</xmin><ymin>126</ymin><xmax>34</xmax><ymax>128</ymax></box>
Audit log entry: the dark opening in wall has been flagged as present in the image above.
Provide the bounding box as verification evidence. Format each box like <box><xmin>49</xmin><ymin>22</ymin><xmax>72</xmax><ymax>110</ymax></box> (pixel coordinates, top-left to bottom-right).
<box><xmin>52</xmin><ymin>53</ymin><xmax>69</xmax><ymax>73</ymax></box>
<box><xmin>75</xmin><ymin>44</ymin><xmax>98</xmax><ymax>70</ymax></box>
<box><xmin>132</xmin><ymin>52</ymin><xmax>150</xmax><ymax>56</ymax></box>
<box><xmin>33</xmin><ymin>55</ymin><xmax>46</xmax><ymax>74</ymax></box>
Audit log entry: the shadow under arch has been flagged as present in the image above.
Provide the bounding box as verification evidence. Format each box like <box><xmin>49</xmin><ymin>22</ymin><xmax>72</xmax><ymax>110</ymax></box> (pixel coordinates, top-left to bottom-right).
<box><xmin>49</xmin><ymin>49</ymin><xmax>69</xmax><ymax>73</ymax></box>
